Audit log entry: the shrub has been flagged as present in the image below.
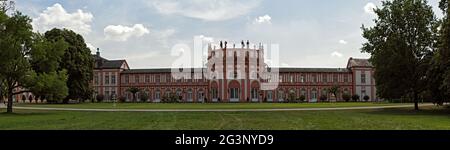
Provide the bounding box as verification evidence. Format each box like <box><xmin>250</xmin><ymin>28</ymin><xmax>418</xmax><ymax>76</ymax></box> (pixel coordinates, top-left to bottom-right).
<box><xmin>139</xmin><ymin>92</ymin><xmax>149</xmax><ymax>103</ymax></box>
<box><xmin>298</xmin><ymin>95</ymin><xmax>306</xmax><ymax>103</ymax></box>
<box><xmin>118</xmin><ymin>96</ymin><xmax>126</xmax><ymax>103</ymax></box>
<box><xmin>96</xmin><ymin>94</ymin><xmax>104</xmax><ymax>102</ymax></box>
<box><xmin>342</xmin><ymin>93</ymin><xmax>351</xmax><ymax>102</ymax></box>
<box><xmin>352</xmin><ymin>94</ymin><xmax>360</xmax><ymax>102</ymax></box>
<box><xmin>319</xmin><ymin>95</ymin><xmax>328</xmax><ymax>101</ymax></box>
<box><xmin>288</xmin><ymin>93</ymin><xmax>296</xmax><ymax>103</ymax></box>
<box><xmin>363</xmin><ymin>95</ymin><xmax>370</xmax><ymax>101</ymax></box>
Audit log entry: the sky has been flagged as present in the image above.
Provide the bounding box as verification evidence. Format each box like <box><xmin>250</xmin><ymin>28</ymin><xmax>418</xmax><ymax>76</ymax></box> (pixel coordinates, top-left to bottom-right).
<box><xmin>14</xmin><ymin>0</ymin><xmax>444</xmax><ymax>69</ymax></box>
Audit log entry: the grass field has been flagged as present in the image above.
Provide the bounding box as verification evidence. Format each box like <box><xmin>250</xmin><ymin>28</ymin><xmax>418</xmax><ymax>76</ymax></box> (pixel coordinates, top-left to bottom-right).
<box><xmin>0</xmin><ymin>104</ymin><xmax>449</xmax><ymax>130</ymax></box>
<box><xmin>16</xmin><ymin>102</ymin><xmax>407</xmax><ymax>109</ymax></box>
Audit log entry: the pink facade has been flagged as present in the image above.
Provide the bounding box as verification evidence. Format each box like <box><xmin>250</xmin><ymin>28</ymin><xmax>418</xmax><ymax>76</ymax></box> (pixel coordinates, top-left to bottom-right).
<box><xmin>92</xmin><ymin>43</ymin><xmax>377</xmax><ymax>103</ymax></box>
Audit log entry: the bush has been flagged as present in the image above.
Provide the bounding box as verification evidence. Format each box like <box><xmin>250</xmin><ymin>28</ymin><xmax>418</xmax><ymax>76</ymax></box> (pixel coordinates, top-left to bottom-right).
<box><xmin>298</xmin><ymin>95</ymin><xmax>306</xmax><ymax>103</ymax></box>
<box><xmin>96</xmin><ymin>94</ymin><xmax>104</xmax><ymax>102</ymax></box>
<box><xmin>118</xmin><ymin>96</ymin><xmax>126</xmax><ymax>103</ymax></box>
<box><xmin>139</xmin><ymin>92</ymin><xmax>149</xmax><ymax>103</ymax></box>
<box><xmin>162</xmin><ymin>93</ymin><xmax>179</xmax><ymax>103</ymax></box>
<box><xmin>319</xmin><ymin>95</ymin><xmax>328</xmax><ymax>101</ymax></box>
<box><xmin>342</xmin><ymin>93</ymin><xmax>351</xmax><ymax>102</ymax></box>
<box><xmin>352</xmin><ymin>94</ymin><xmax>360</xmax><ymax>102</ymax></box>
<box><xmin>363</xmin><ymin>95</ymin><xmax>370</xmax><ymax>101</ymax></box>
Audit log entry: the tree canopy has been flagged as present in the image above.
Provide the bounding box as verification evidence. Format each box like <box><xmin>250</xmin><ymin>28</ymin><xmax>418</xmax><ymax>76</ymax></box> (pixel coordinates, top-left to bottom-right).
<box><xmin>44</xmin><ymin>28</ymin><xmax>94</xmax><ymax>102</ymax></box>
<box><xmin>361</xmin><ymin>0</ymin><xmax>437</xmax><ymax>110</ymax></box>
<box><xmin>0</xmin><ymin>10</ymin><xmax>68</xmax><ymax>112</ymax></box>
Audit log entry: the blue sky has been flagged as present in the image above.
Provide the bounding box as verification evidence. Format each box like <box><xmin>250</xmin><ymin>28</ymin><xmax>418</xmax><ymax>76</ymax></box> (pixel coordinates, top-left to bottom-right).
<box><xmin>15</xmin><ymin>0</ymin><xmax>443</xmax><ymax>69</ymax></box>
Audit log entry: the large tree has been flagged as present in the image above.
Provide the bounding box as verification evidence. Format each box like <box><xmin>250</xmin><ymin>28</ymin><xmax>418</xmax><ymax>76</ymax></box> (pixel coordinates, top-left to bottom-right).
<box><xmin>327</xmin><ymin>85</ymin><xmax>340</xmax><ymax>102</ymax></box>
<box><xmin>126</xmin><ymin>87</ymin><xmax>141</xmax><ymax>102</ymax></box>
<box><xmin>44</xmin><ymin>28</ymin><xmax>94</xmax><ymax>103</ymax></box>
<box><xmin>0</xmin><ymin>9</ymin><xmax>68</xmax><ymax>113</ymax></box>
<box><xmin>361</xmin><ymin>0</ymin><xmax>437</xmax><ymax>110</ymax></box>
<box><xmin>437</xmin><ymin>0</ymin><xmax>450</xmax><ymax>103</ymax></box>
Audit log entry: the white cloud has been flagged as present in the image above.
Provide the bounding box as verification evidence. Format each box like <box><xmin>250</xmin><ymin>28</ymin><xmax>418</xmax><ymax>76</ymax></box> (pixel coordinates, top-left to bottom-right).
<box><xmin>32</xmin><ymin>3</ymin><xmax>93</xmax><ymax>35</ymax></box>
<box><xmin>364</xmin><ymin>2</ymin><xmax>376</xmax><ymax>14</ymax></box>
<box><xmin>151</xmin><ymin>0</ymin><xmax>261</xmax><ymax>21</ymax></box>
<box><xmin>86</xmin><ymin>43</ymin><xmax>96</xmax><ymax>53</ymax></box>
<box><xmin>339</xmin><ymin>40</ymin><xmax>348</xmax><ymax>44</ymax></box>
<box><xmin>198</xmin><ymin>35</ymin><xmax>214</xmax><ymax>43</ymax></box>
<box><xmin>253</xmin><ymin>15</ymin><xmax>272</xmax><ymax>24</ymax></box>
<box><xmin>104</xmin><ymin>24</ymin><xmax>150</xmax><ymax>41</ymax></box>
<box><xmin>331</xmin><ymin>51</ymin><xmax>343</xmax><ymax>58</ymax></box>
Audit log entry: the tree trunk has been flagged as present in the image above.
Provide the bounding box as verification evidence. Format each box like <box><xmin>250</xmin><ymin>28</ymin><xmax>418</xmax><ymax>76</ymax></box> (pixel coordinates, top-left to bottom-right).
<box><xmin>7</xmin><ymin>93</ymin><xmax>13</xmax><ymax>113</ymax></box>
<box><xmin>413</xmin><ymin>92</ymin><xmax>419</xmax><ymax>111</ymax></box>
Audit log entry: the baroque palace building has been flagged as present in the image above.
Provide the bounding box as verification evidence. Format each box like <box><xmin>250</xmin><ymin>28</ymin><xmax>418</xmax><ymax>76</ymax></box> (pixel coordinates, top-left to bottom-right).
<box><xmin>93</xmin><ymin>41</ymin><xmax>378</xmax><ymax>103</ymax></box>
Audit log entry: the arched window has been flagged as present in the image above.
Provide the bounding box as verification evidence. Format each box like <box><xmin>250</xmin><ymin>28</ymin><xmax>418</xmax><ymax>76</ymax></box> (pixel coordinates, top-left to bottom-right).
<box><xmin>187</xmin><ymin>89</ymin><xmax>193</xmax><ymax>102</ymax></box>
<box><xmin>267</xmin><ymin>91</ymin><xmax>273</xmax><ymax>102</ymax></box>
<box><xmin>176</xmin><ymin>89</ymin><xmax>182</xmax><ymax>100</ymax></box>
<box><xmin>278</xmin><ymin>90</ymin><xmax>284</xmax><ymax>102</ymax></box>
<box><xmin>165</xmin><ymin>89</ymin><xmax>172</xmax><ymax>98</ymax></box>
<box><xmin>197</xmin><ymin>89</ymin><xmax>204</xmax><ymax>102</ymax></box>
<box><xmin>311</xmin><ymin>89</ymin><xmax>317</xmax><ymax>101</ymax></box>
<box><xmin>251</xmin><ymin>88</ymin><xmax>258</xmax><ymax>101</ymax></box>
<box><xmin>301</xmin><ymin>89</ymin><xmax>307</xmax><ymax>97</ymax></box>
<box><xmin>155</xmin><ymin>89</ymin><xmax>161</xmax><ymax>102</ymax></box>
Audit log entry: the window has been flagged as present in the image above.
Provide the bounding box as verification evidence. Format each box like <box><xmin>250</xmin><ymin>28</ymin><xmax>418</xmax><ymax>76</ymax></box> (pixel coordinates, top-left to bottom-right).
<box><xmin>301</xmin><ymin>89</ymin><xmax>306</xmax><ymax>97</ymax></box>
<box><xmin>211</xmin><ymin>88</ymin><xmax>218</xmax><ymax>99</ymax></box>
<box><xmin>94</xmin><ymin>74</ymin><xmax>99</xmax><ymax>84</ymax></box>
<box><xmin>145</xmin><ymin>75</ymin><xmax>150</xmax><ymax>83</ymax></box>
<box><xmin>125</xmin><ymin>75</ymin><xmax>129</xmax><ymax>83</ymax></box>
<box><xmin>278</xmin><ymin>90</ymin><xmax>284</xmax><ymax>100</ymax></box>
<box><xmin>105</xmin><ymin>90</ymin><xmax>110</xmax><ymax>100</ymax></box>
<box><xmin>155</xmin><ymin>90</ymin><xmax>161</xmax><ymax>100</ymax></box>
<box><xmin>111</xmin><ymin>90</ymin><xmax>116</xmax><ymax>100</ymax></box>
<box><xmin>333</xmin><ymin>74</ymin><xmax>338</xmax><ymax>83</ymax></box>
<box><xmin>230</xmin><ymin>88</ymin><xmax>239</xmax><ymax>99</ymax></box>
<box><xmin>111</xmin><ymin>75</ymin><xmax>116</xmax><ymax>84</ymax></box>
<box><xmin>267</xmin><ymin>91</ymin><xmax>273</xmax><ymax>100</ymax></box>
<box><xmin>344</xmin><ymin>75</ymin><xmax>349</xmax><ymax>82</ymax></box>
<box><xmin>300</xmin><ymin>75</ymin><xmax>305</xmax><ymax>83</ymax></box>
<box><xmin>165</xmin><ymin>89</ymin><xmax>171</xmax><ymax>97</ymax></box>
<box><xmin>105</xmin><ymin>74</ymin><xmax>109</xmax><ymax>85</ymax></box>
<box><xmin>135</xmin><ymin>75</ymin><xmax>139</xmax><ymax>83</ymax></box>
<box><xmin>322</xmin><ymin>74</ymin><xmax>327</xmax><ymax>83</ymax></box>
<box><xmin>312</xmin><ymin>74</ymin><xmax>317</xmax><ymax>83</ymax></box>
<box><xmin>361</xmin><ymin>73</ymin><xmax>366</xmax><ymax>84</ymax></box>
<box><xmin>361</xmin><ymin>89</ymin><xmax>366</xmax><ymax>101</ymax></box>
<box><xmin>229</xmin><ymin>72</ymin><xmax>234</xmax><ymax>79</ymax></box>
<box><xmin>176</xmin><ymin>89</ymin><xmax>182</xmax><ymax>100</ymax></box>
<box><xmin>156</xmin><ymin>75</ymin><xmax>160</xmax><ymax>83</ymax></box>
<box><xmin>311</xmin><ymin>89</ymin><xmax>317</xmax><ymax>100</ymax></box>
<box><xmin>290</xmin><ymin>75</ymin><xmax>294</xmax><ymax>83</ymax></box>
<box><xmin>198</xmin><ymin>91</ymin><xmax>204</xmax><ymax>101</ymax></box>
<box><xmin>251</xmin><ymin>88</ymin><xmax>258</xmax><ymax>99</ymax></box>
<box><xmin>322</xmin><ymin>89</ymin><xmax>328</xmax><ymax>97</ymax></box>
<box><xmin>187</xmin><ymin>89</ymin><xmax>193</xmax><ymax>102</ymax></box>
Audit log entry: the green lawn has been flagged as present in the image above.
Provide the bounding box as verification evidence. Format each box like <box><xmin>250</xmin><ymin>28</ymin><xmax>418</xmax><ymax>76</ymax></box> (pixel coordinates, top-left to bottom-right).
<box><xmin>0</xmin><ymin>106</ymin><xmax>449</xmax><ymax>130</ymax></box>
<box><xmin>16</xmin><ymin>102</ymin><xmax>408</xmax><ymax>109</ymax></box>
